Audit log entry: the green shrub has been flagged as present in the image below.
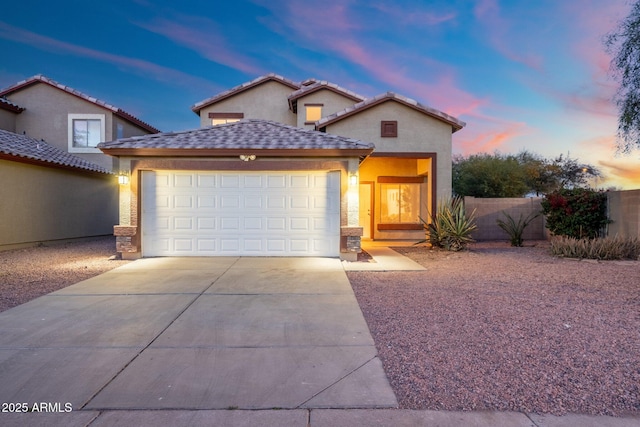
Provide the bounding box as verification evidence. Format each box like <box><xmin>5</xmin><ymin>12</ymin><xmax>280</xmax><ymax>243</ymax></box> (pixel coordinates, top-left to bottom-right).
<box><xmin>541</xmin><ymin>188</ymin><xmax>610</xmax><ymax>238</ymax></box>
<box><xmin>419</xmin><ymin>197</ymin><xmax>477</xmax><ymax>251</ymax></box>
<box><xmin>550</xmin><ymin>235</ymin><xmax>640</xmax><ymax>260</ymax></box>
<box><xmin>496</xmin><ymin>210</ymin><xmax>541</xmax><ymax>247</ymax></box>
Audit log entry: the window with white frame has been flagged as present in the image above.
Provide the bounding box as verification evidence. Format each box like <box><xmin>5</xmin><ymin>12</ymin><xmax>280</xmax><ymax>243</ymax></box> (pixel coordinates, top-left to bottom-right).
<box><xmin>68</xmin><ymin>114</ymin><xmax>105</xmax><ymax>152</ymax></box>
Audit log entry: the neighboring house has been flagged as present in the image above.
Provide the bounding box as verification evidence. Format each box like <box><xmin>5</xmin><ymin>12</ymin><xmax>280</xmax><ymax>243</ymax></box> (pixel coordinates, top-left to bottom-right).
<box><xmin>101</xmin><ymin>73</ymin><xmax>464</xmax><ymax>260</ymax></box>
<box><xmin>0</xmin><ymin>129</ymin><xmax>117</xmax><ymax>249</ymax></box>
<box><xmin>0</xmin><ymin>75</ymin><xmax>160</xmax><ymax>172</ymax></box>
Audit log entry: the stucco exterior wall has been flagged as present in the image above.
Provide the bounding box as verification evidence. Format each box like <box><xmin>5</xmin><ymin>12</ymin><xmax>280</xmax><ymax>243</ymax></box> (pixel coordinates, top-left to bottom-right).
<box><xmin>0</xmin><ymin>109</ymin><xmax>17</xmax><ymax>132</ymax></box>
<box><xmin>608</xmin><ymin>189</ymin><xmax>640</xmax><ymax>239</ymax></box>
<box><xmin>0</xmin><ymin>159</ymin><xmax>118</xmax><ymax>249</ymax></box>
<box><xmin>325</xmin><ymin>100</ymin><xmax>453</xmax><ymax>201</ymax></box>
<box><xmin>198</xmin><ymin>81</ymin><xmax>297</xmax><ymax>127</ymax></box>
<box><xmin>464</xmin><ymin>196</ymin><xmax>547</xmax><ymax>241</ymax></box>
<box><xmin>5</xmin><ymin>83</ymin><xmax>152</xmax><ymax>172</ymax></box>
<box><xmin>294</xmin><ymin>90</ymin><xmax>360</xmax><ymax>129</ymax></box>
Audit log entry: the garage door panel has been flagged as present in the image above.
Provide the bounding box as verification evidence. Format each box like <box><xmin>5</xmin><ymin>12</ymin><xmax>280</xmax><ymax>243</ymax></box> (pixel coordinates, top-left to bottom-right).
<box><xmin>174</xmin><ymin>195</ymin><xmax>193</xmax><ymax>208</ymax></box>
<box><xmin>143</xmin><ymin>171</ymin><xmax>340</xmax><ymax>257</ymax></box>
<box><xmin>244</xmin><ymin>175</ymin><xmax>263</xmax><ymax>187</ymax></box>
<box><xmin>174</xmin><ymin>174</ymin><xmax>194</xmax><ymax>187</ymax></box>
<box><xmin>198</xmin><ymin>196</ymin><xmax>216</xmax><ymax>208</ymax></box>
<box><xmin>290</xmin><ymin>175</ymin><xmax>309</xmax><ymax>188</ymax></box>
<box><xmin>267</xmin><ymin>196</ymin><xmax>286</xmax><ymax>209</ymax></box>
<box><xmin>220</xmin><ymin>217</ymin><xmax>240</xmax><ymax>230</ymax></box>
<box><xmin>220</xmin><ymin>175</ymin><xmax>240</xmax><ymax>188</ymax></box>
<box><xmin>197</xmin><ymin>174</ymin><xmax>216</xmax><ymax>187</ymax></box>
<box><xmin>244</xmin><ymin>217</ymin><xmax>263</xmax><ymax>229</ymax></box>
<box><xmin>291</xmin><ymin>196</ymin><xmax>309</xmax><ymax>209</ymax></box>
<box><xmin>290</xmin><ymin>217</ymin><xmax>309</xmax><ymax>230</ymax></box>
<box><xmin>244</xmin><ymin>195</ymin><xmax>262</xmax><ymax>208</ymax></box>
<box><xmin>198</xmin><ymin>217</ymin><xmax>217</xmax><ymax>230</ymax></box>
<box><xmin>197</xmin><ymin>239</ymin><xmax>217</xmax><ymax>251</ymax></box>
<box><xmin>220</xmin><ymin>195</ymin><xmax>240</xmax><ymax>208</ymax></box>
<box><xmin>267</xmin><ymin>175</ymin><xmax>286</xmax><ymax>188</ymax></box>
<box><xmin>174</xmin><ymin>217</ymin><xmax>193</xmax><ymax>230</ymax></box>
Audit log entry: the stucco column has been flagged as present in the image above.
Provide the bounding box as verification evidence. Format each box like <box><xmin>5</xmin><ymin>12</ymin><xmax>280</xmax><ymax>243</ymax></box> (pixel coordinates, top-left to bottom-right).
<box><xmin>340</xmin><ymin>158</ymin><xmax>363</xmax><ymax>261</ymax></box>
<box><xmin>113</xmin><ymin>158</ymin><xmax>137</xmax><ymax>257</ymax></box>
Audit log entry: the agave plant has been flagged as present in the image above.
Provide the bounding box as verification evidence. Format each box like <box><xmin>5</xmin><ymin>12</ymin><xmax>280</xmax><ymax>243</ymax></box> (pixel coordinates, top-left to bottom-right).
<box><xmin>419</xmin><ymin>197</ymin><xmax>477</xmax><ymax>251</ymax></box>
<box><xmin>496</xmin><ymin>210</ymin><xmax>541</xmax><ymax>247</ymax></box>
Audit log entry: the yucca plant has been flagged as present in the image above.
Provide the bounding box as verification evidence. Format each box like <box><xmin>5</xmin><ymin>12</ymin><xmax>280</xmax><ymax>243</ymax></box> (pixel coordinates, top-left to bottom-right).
<box><xmin>419</xmin><ymin>197</ymin><xmax>477</xmax><ymax>251</ymax></box>
<box><xmin>496</xmin><ymin>210</ymin><xmax>541</xmax><ymax>247</ymax></box>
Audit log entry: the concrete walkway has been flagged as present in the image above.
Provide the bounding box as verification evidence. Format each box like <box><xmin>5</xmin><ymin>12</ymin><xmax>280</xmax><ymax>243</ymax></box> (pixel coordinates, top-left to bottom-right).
<box><xmin>1</xmin><ymin>254</ymin><xmax>639</xmax><ymax>426</ymax></box>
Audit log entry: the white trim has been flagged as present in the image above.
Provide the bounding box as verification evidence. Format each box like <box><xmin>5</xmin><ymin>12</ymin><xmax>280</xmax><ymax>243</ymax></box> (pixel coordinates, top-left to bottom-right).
<box><xmin>68</xmin><ymin>113</ymin><xmax>105</xmax><ymax>153</ymax></box>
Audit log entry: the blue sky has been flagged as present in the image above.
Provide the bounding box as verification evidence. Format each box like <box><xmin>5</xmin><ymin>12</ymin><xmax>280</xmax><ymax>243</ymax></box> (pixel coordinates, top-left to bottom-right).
<box><xmin>1</xmin><ymin>0</ymin><xmax>639</xmax><ymax>188</ymax></box>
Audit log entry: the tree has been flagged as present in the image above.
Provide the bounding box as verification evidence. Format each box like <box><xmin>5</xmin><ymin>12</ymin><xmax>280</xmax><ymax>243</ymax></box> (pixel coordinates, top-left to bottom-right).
<box><xmin>452</xmin><ymin>151</ymin><xmax>601</xmax><ymax>197</ymax></box>
<box><xmin>452</xmin><ymin>153</ymin><xmax>529</xmax><ymax>197</ymax></box>
<box><xmin>605</xmin><ymin>1</ymin><xmax>640</xmax><ymax>153</ymax></box>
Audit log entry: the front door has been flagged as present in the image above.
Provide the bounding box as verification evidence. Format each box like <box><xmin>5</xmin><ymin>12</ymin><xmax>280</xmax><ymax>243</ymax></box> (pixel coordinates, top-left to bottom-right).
<box><xmin>359</xmin><ymin>182</ymin><xmax>373</xmax><ymax>239</ymax></box>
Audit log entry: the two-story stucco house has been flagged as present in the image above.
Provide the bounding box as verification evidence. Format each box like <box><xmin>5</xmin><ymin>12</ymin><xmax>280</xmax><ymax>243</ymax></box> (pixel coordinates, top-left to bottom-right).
<box><xmin>0</xmin><ymin>74</ymin><xmax>160</xmax><ymax>172</ymax></box>
<box><xmin>99</xmin><ymin>73</ymin><xmax>465</xmax><ymax>260</ymax></box>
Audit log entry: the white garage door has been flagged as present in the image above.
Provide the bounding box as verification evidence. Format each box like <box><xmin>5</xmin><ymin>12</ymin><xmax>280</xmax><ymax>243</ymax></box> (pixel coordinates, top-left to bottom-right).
<box><xmin>141</xmin><ymin>170</ymin><xmax>340</xmax><ymax>257</ymax></box>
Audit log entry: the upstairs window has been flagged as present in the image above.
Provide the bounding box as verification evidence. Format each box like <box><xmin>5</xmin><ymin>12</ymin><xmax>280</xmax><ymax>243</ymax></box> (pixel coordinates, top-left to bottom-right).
<box><xmin>209</xmin><ymin>112</ymin><xmax>244</xmax><ymax>125</ymax></box>
<box><xmin>68</xmin><ymin>114</ymin><xmax>105</xmax><ymax>153</ymax></box>
<box><xmin>305</xmin><ymin>104</ymin><xmax>323</xmax><ymax>123</ymax></box>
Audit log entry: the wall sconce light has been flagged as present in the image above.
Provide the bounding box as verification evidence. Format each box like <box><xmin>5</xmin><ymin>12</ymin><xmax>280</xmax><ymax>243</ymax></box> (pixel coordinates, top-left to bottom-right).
<box><xmin>349</xmin><ymin>173</ymin><xmax>358</xmax><ymax>186</ymax></box>
<box><xmin>117</xmin><ymin>172</ymin><xmax>130</xmax><ymax>185</ymax></box>
<box><xmin>240</xmin><ymin>154</ymin><xmax>257</xmax><ymax>161</ymax></box>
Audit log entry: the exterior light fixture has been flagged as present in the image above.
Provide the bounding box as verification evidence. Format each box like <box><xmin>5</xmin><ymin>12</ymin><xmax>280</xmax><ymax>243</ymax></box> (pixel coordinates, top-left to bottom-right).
<box><xmin>117</xmin><ymin>172</ymin><xmax>130</xmax><ymax>185</ymax></box>
<box><xmin>349</xmin><ymin>173</ymin><xmax>358</xmax><ymax>186</ymax></box>
<box><xmin>240</xmin><ymin>154</ymin><xmax>257</xmax><ymax>161</ymax></box>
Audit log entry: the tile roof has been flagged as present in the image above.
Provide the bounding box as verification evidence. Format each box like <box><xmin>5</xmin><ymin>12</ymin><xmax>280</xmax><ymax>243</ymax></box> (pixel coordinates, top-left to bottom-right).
<box><xmin>0</xmin><ymin>129</ymin><xmax>110</xmax><ymax>174</ymax></box>
<box><xmin>191</xmin><ymin>73</ymin><xmax>301</xmax><ymax>113</ymax></box>
<box><xmin>99</xmin><ymin>119</ymin><xmax>375</xmax><ymax>153</ymax></box>
<box><xmin>0</xmin><ymin>75</ymin><xmax>160</xmax><ymax>133</ymax></box>
<box><xmin>0</xmin><ymin>97</ymin><xmax>25</xmax><ymax>113</ymax></box>
<box><xmin>288</xmin><ymin>81</ymin><xmax>366</xmax><ymax>112</ymax></box>
<box><xmin>316</xmin><ymin>92</ymin><xmax>466</xmax><ymax>132</ymax></box>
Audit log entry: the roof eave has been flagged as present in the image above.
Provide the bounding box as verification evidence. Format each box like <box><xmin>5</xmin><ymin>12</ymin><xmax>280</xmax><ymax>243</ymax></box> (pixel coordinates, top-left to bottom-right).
<box><xmin>0</xmin><ymin>152</ymin><xmax>112</xmax><ymax>177</ymax></box>
<box><xmin>99</xmin><ymin>147</ymin><xmax>374</xmax><ymax>158</ymax></box>
<box><xmin>317</xmin><ymin>96</ymin><xmax>466</xmax><ymax>132</ymax></box>
<box><xmin>192</xmin><ymin>76</ymin><xmax>301</xmax><ymax>113</ymax></box>
<box><xmin>1</xmin><ymin>76</ymin><xmax>161</xmax><ymax>133</ymax></box>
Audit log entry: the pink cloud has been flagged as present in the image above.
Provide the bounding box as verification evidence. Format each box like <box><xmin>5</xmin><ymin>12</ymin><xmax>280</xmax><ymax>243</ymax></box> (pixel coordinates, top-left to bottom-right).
<box><xmin>0</xmin><ymin>21</ymin><xmax>217</xmax><ymax>92</ymax></box>
<box><xmin>454</xmin><ymin>121</ymin><xmax>528</xmax><ymax>155</ymax></box>
<box><xmin>253</xmin><ymin>0</ymin><xmax>528</xmax><ymax>156</ymax></box>
<box><xmin>370</xmin><ymin>2</ymin><xmax>457</xmax><ymax>26</ymax></box>
<box><xmin>134</xmin><ymin>16</ymin><xmax>264</xmax><ymax>76</ymax></box>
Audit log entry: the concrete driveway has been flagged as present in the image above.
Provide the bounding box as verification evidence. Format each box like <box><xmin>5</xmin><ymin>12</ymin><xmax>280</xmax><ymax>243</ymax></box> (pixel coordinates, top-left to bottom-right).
<box><xmin>0</xmin><ymin>257</ymin><xmax>397</xmax><ymax>416</ymax></box>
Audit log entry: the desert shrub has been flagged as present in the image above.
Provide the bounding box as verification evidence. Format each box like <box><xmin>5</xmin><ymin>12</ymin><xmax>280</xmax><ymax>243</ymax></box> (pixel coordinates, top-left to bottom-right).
<box><xmin>541</xmin><ymin>188</ymin><xmax>610</xmax><ymax>238</ymax></box>
<box><xmin>550</xmin><ymin>235</ymin><xmax>640</xmax><ymax>260</ymax></box>
<box><xmin>496</xmin><ymin>210</ymin><xmax>541</xmax><ymax>247</ymax></box>
<box><xmin>420</xmin><ymin>197</ymin><xmax>477</xmax><ymax>251</ymax></box>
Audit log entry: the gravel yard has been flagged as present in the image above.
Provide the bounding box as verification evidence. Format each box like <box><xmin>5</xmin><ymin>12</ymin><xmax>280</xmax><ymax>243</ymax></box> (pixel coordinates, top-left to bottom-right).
<box><xmin>1</xmin><ymin>237</ymin><xmax>639</xmax><ymax>416</ymax></box>
<box><xmin>0</xmin><ymin>237</ymin><xmax>129</xmax><ymax>312</ymax></box>
<box><xmin>349</xmin><ymin>241</ymin><xmax>640</xmax><ymax>416</ymax></box>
